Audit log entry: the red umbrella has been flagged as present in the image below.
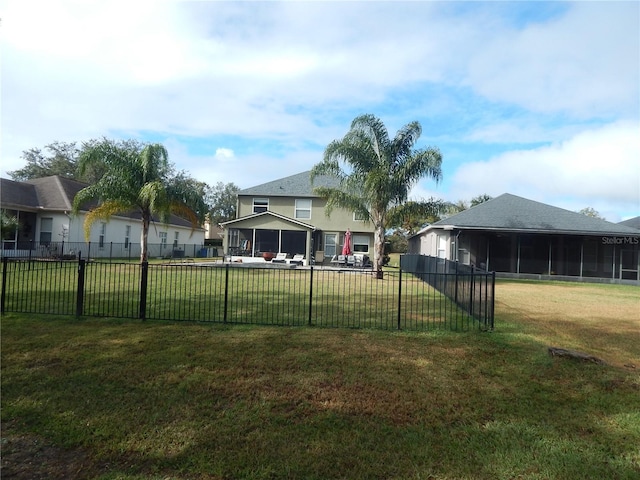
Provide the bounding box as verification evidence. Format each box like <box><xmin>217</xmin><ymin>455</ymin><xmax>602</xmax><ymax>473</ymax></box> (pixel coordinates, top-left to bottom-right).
<box><xmin>342</xmin><ymin>229</ymin><xmax>352</xmax><ymax>256</ymax></box>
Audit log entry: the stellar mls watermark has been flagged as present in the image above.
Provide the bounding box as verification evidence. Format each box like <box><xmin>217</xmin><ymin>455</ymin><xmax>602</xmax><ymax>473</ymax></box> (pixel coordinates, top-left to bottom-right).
<box><xmin>602</xmin><ymin>236</ymin><xmax>639</xmax><ymax>245</ymax></box>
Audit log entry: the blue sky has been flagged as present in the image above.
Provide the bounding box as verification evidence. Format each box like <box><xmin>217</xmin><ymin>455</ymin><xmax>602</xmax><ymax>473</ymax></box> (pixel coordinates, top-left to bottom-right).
<box><xmin>2</xmin><ymin>1</ymin><xmax>639</xmax><ymax>221</ymax></box>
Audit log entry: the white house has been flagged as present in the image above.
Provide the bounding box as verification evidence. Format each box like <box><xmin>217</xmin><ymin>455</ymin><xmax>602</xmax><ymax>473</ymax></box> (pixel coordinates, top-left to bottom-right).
<box><xmin>1</xmin><ymin>176</ymin><xmax>206</xmax><ymax>259</ymax></box>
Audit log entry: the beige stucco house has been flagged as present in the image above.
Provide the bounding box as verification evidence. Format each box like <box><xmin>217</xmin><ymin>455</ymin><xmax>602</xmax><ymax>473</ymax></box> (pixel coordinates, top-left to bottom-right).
<box><xmin>221</xmin><ymin>171</ymin><xmax>375</xmax><ymax>265</ymax></box>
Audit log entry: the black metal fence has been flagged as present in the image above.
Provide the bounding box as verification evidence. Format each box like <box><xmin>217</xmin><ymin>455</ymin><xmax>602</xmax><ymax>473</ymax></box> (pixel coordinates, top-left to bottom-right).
<box><xmin>1</xmin><ymin>255</ymin><xmax>494</xmax><ymax>331</ymax></box>
<box><xmin>1</xmin><ymin>241</ymin><xmax>214</xmax><ymax>261</ymax></box>
<box><xmin>401</xmin><ymin>255</ymin><xmax>495</xmax><ymax>328</ymax></box>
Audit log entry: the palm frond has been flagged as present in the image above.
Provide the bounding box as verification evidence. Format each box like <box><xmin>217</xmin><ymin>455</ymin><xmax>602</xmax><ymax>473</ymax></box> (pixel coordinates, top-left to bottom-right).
<box><xmin>83</xmin><ymin>200</ymin><xmax>133</xmax><ymax>240</ymax></box>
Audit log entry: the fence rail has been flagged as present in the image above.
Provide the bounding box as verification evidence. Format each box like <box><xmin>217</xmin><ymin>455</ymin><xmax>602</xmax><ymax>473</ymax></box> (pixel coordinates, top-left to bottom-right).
<box><xmin>1</xmin><ymin>255</ymin><xmax>494</xmax><ymax>331</ymax></box>
<box><xmin>1</xmin><ymin>241</ymin><xmax>214</xmax><ymax>261</ymax></box>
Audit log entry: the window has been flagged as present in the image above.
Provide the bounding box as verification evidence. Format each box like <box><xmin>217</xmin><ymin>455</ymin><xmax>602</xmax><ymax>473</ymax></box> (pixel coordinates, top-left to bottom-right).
<box><xmin>353</xmin><ymin>211</ymin><xmax>368</xmax><ymax>222</ymax></box>
<box><xmin>173</xmin><ymin>231</ymin><xmax>179</xmax><ymax>247</ymax></box>
<box><xmin>99</xmin><ymin>222</ymin><xmax>106</xmax><ymax>249</ymax></box>
<box><xmin>437</xmin><ymin>235</ymin><xmax>447</xmax><ymax>259</ymax></box>
<box><xmin>253</xmin><ymin>198</ymin><xmax>269</xmax><ymax>213</ymax></box>
<box><xmin>295</xmin><ymin>199</ymin><xmax>311</xmax><ymax>219</ymax></box>
<box><xmin>352</xmin><ymin>234</ymin><xmax>370</xmax><ymax>253</ymax></box>
<box><xmin>159</xmin><ymin>231</ymin><xmax>167</xmax><ymax>248</ymax></box>
<box><xmin>39</xmin><ymin>217</ymin><xmax>53</xmax><ymax>245</ymax></box>
<box><xmin>124</xmin><ymin>225</ymin><xmax>131</xmax><ymax>249</ymax></box>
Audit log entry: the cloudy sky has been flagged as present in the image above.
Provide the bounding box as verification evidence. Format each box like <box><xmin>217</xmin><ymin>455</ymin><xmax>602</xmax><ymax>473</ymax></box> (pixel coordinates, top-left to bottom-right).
<box><xmin>2</xmin><ymin>1</ymin><xmax>639</xmax><ymax>221</ymax></box>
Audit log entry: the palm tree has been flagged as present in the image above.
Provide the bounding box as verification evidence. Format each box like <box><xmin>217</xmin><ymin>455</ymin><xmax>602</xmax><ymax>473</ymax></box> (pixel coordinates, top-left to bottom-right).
<box><xmin>72</xmin><ymin>139</ymin><xmax>208</xmax><ymax>262</ymax></box>
<box><xmin>311</xmin><ymin>114</ymin><xmax>442</xmax><ymax>278</ymax></box>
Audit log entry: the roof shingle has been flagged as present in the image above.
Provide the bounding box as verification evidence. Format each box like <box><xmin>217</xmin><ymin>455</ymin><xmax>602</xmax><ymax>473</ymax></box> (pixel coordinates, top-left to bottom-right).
<box><xmin>238</xmin><ymin>171</ymin><xmax>339</xmax><ymax>197</ymax></box>
<box><xmin>433</xmin><ymin>193</ymin><xmax>640</xmax><ymax>236</ymax></box>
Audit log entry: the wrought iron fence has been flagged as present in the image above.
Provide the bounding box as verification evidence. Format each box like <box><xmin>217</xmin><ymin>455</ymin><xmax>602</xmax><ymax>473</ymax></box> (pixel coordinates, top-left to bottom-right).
<box><xmin>401</xmin><ymin>254</ymin><xmax>495</xmax><ymax>328</ymax></box>
<box><xmin>0</xmin><ymin>241</ymin><xmax>214</xmax><ymax>261</ymax></box>
<box><xmin>1</xmin><ymin>255</ymin><xmax>494</xmax><ymax>331</ymax></box>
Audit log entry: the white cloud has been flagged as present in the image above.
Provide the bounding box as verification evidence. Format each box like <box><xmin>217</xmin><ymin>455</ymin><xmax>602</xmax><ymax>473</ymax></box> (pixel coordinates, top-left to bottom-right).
<box><xmin>214</xmin><ymin>148</ymin><xmax>235</xmax><ymax>161</ymax></box>
<box><xmin>450</xmin><ymin>122</ymin><xmax>640</xmax><ymax>220</ymax></box>
<box><xmin>465</xmin><ymin>2</ymin><xmax>639</xmax><ymax>118</ymax></box>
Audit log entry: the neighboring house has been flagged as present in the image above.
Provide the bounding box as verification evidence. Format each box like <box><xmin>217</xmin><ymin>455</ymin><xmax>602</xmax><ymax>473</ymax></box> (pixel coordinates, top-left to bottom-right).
<box><xmin>619</xmin><ymin>216</ymin><xmax>640</xmax><ymax>231</ymax></box>
<box><xmin>220</xmin><ymin>171</ymin><xmax>376</xmax><ymax>265</ymax></box>
<box><xmin>1</xmin><ymin>176</ymin><xmax>205</xmax><ymax>259</ymax></box>
<box><xmin>408</xmin><ymin>193</ymin><xmax>640</xmax><ymax>283</ymax></box>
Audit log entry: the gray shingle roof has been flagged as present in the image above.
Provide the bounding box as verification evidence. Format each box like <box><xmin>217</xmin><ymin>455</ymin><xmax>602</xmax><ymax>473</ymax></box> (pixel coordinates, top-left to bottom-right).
<box><xmin>238</xmin><ymin>171</ymin><xmax>340</xmax><ymax>197</ymax></box>
<box><xmin>0</xmin><ymin>178</ymin><xmax>40</xmax><ymax>210</ymax></box>
<box><xmin>1</xmin><ymin>175</ymin><xmax>199</xmax><ymax>229</ymax></box>
<box><xmin>619</xmin><ymin>216</ymin><xmax>640</xmax><ymax>231</ymax></box>
<box><xmin>433</xmin><ymin>193</ymin><xmax>640</xmax><ymax>236</ymax></box>
<box><xmin>26</xmin><ymin>175</ymin><xmax>90</xmax><ymax>210</ymax></box>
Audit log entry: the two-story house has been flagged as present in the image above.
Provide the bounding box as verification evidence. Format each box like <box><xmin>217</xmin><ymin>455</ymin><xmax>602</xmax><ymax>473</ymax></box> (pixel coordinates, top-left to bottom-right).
<box><xmin>221</xmin><ymin>171</ymin><xmax>375</xmax><ymax>265</ymax></box>
<box><xmin>1</xmin><ymin>175</ymin><xmax>206</xmax><ymax>260</ymax></box>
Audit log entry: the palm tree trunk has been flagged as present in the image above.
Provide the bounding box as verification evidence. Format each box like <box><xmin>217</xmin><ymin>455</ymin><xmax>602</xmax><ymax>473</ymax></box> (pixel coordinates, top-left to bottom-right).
<box><xmin>373</xmin><ymin>224</ymin><xmax>385</xmax><ymax>279</ymax></box>
<box><xmin>140</xmin><ymin>213</ymin><xmax>150</xmax><ymax>263</ymax></box>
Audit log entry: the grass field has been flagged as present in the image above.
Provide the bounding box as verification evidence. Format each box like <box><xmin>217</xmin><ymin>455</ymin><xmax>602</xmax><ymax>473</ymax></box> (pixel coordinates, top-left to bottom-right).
<box><xmin>1</xmin><ymin>280</ymin><xmax>639</xmax><ymax>479</ymax></box>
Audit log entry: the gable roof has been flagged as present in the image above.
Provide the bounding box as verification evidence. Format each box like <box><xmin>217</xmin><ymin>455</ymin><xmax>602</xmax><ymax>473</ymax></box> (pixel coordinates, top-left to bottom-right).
<box><xmin>27</xmin><ymin>175</ymin><xmax>93</xmax><ymax>210</ymax></box>
<box><xmin>220</xmin><ymin>210</ymin><xmax>315</xmax><ymax>230</ymax></box>
<box><xmin>238</xmin><ymin>171</ymin><xmax>340</xmax><ymax>197</ymax></box>
<box><xmin>1</xmin><ymin>175</ymin><xmax>98</xmax><ymax>212</ymax></box>
<box><xmin>619</xmin><ymin>216</ymin><xmax>640</xmax><ymax>231</ymax></box>
<box><xmin>432</xmin><ymin>193</ymin><xmax>640</xmax><ymax>236</ymax></box>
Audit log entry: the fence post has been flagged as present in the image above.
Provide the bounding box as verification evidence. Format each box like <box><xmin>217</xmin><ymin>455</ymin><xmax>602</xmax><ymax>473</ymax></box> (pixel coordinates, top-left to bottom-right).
<box><xmin>76</xmin><ymin>255</ymin><xmax>86</xmax><ymax>316</ymax></box>
<box><xmin>1</xmin><ymin>256</ymin><xmax>7</xmax><ymax>315</ymax></box>
<box><xmin>490</xmin><ymin>271</ymin><xmax>496</xmax><ymax>330</ymax></box>
<box><xmin>308</xmin><ymin>266</ymin><xmax>314</xmax><ymax>326</ymax></box>
<box><xmin>223</xmin><ymin>263</ymin><xmax>229</xmax><ymax>323</ymax></box>
<box><xmin>454</xmin><ymin>261</ymin><xmax>459</xmax><ymax>304</ymax></box>
<box><xmin>469</xmin><ymin>270</ymin><xmax>475</xmax><ymax>320</ymax></box>
<box><xmin>397</xmin><ymin>268</ymin><xmax>402</xmax><ymax>330</ymax></box>
<box><xmin>139</xmin><ymin>261</ymin><xmax>149</xmax><ymax>320</ymax></box>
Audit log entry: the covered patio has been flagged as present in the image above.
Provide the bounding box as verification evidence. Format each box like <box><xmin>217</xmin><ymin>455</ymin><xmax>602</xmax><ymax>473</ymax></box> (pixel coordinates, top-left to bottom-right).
<box><xmin>221</xmin><ymin>212</ymin><xmax>316</xmax><ymax>266</ymax></box>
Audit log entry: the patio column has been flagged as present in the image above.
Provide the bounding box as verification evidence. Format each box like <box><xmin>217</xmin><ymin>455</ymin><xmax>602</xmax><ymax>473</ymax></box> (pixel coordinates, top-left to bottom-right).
<box><xmin>252</xmin><ymin>229</ymin><xmax>257</xmax><ymax>257</ymax></box>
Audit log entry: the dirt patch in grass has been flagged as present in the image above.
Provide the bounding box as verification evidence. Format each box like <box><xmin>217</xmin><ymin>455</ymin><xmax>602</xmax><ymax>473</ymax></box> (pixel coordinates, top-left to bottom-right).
<box><xmin>1</xmin><ymin>420</ymin><xmax>106</xmax><ymax>480</ymax></box>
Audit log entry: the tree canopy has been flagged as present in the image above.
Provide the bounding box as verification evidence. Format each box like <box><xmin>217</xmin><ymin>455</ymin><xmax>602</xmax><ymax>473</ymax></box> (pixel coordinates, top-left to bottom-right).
<box><xmin>8</xmin><ymin>141</ymin><xmax>106</xmax><ymax>183</ymax></box>
<box><xmin>311</xmin><ymin>114</ymin><xmax>442</xmax><ymax>278</ymax></box>
<box><xmin>578</xmin><ymin>207</ymin><xmax>605</xmax><ymax>220</ymax></box>
<box><xmin>206</xmin><ymin>182</ymin><xmax>240</xmax><ymax>225</ymax></box>
<box><xmin>72</xmin><ymin>139</ymin><xmax>208</xmax><ymax>262</ymax></box>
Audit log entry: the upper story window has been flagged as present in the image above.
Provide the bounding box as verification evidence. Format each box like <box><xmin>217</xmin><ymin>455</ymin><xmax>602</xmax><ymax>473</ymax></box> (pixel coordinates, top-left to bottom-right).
<box><xmin>295</xmin><ymin>199</ymin><xmax>312</xmax><ymax>219</ymax></box>
<box><xmin>253</xmin><ymin>198</ymin><xmax>269</xmax><ymax>214</ymax></box>
<box><xmin>353</xmin><ymin>211</ymin><xmax>368</xmax><ymax>222</ymax></box>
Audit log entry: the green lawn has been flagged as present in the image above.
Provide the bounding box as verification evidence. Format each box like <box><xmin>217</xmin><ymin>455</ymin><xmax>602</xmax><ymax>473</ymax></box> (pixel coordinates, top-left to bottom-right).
<box><xmin>1</xmin><ymin>280</ymin><xmax>639</xmax><ymax>479</ymax></box>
